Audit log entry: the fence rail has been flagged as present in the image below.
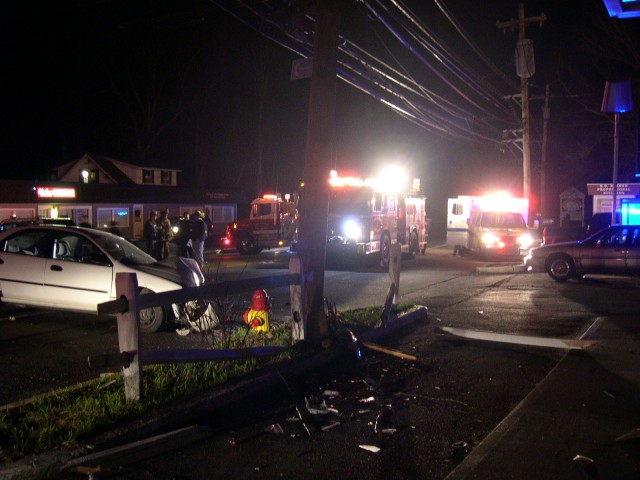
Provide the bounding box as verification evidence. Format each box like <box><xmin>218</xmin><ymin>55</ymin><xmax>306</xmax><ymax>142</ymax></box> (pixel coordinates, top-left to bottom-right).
<box><xmin>97</xmin><ymin>247</ymin><xmax>402</xmax><ymax>403</ymax></box>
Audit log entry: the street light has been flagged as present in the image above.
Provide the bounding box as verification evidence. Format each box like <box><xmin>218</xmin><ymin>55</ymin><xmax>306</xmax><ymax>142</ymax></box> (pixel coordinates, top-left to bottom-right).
<box><xmin>601</xmin><ymin>80</ymin><xmax>633</xmax><ymax>225</ymax></box>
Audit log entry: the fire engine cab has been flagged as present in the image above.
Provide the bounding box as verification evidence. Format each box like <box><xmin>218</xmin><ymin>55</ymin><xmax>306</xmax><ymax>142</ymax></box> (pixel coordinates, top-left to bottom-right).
<box><xmin>225</xmin><ymin>194</ymin><xmax>298</xmax><ymax>254</ymax></box>
<box><xmin>326</xmin><ymin>170</ymin><xmax>428</xmax><ymax>267</ymax></box>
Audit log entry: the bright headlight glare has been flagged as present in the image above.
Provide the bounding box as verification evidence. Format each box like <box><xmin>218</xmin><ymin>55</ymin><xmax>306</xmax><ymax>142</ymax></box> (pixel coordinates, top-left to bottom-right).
<box><xmin>481</xmin><ymin>232</ymin><xmax>499</xmax><ymax>245</ymax></box>
<box><xmin>343</xmin><ymin>219</ymin><xmax>361</xmax><ymax>240</ymax></box>
<box><xmin>172</xmin><ymin>226</ymin><xmax>179</xmax><ymax>234</ymax></box>
<box><xmin>517</xmin><ymin>233</ymin><xmax>534</xmax><ymax>247</ymax></box>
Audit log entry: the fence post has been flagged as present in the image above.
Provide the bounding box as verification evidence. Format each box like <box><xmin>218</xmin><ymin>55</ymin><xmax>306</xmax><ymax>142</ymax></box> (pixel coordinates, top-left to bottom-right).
<box><xmin>289</xmin><ymin>255</ymin><xmax>307</xmax><ymax>342</ymax></box>
<box><xmin>115</xmin><ymin>272</ymin><xmax>143</xmax><ymax>402</ymax></box>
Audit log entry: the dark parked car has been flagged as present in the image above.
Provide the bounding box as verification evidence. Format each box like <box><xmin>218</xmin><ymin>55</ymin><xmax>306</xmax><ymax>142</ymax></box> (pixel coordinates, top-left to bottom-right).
<box><xmin>524</xmin><ymin>225</ymin><xmax>640</xmax><ymax>282</ymax></box>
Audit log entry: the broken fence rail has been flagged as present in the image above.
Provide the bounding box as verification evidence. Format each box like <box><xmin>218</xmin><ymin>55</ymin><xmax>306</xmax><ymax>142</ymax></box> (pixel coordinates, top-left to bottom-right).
<box><xmin>97</xmin><ymin>272</ymin><xmax>311</xmax><ymax>316</ymax></box>
<box><xmin>97</xmin><ymin>269</ymin><xmax>311</xmax><ymax>403</ymax></box>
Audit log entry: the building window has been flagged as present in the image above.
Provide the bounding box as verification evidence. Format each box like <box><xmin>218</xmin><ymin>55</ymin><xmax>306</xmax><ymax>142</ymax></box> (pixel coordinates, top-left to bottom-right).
<box><xmin>161</xmin><ymin>171</ymin><xmax>172</xmax><ymax>185</ymax></box>
<box><xmin>80</xmin><ymin>169</ymin><xmax>99</xmax><ymax>183</ymax></box>
<box><xmin>211</xmin><ymin>206</ymin><xmax>235</xmax><ymax>223</ymax></box>
<box><xmin>97</xmin><ymin>208</ymin><xmax>130</xmax><ymax>229</ymax></box>
<box><xmin>143</xmin><ymin>170</ymin><xmax>155</xmax><ymax>184</ymax></box>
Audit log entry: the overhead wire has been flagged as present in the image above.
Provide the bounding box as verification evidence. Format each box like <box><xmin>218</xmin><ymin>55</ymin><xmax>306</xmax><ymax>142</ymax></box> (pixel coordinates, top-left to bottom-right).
<box><xmin>207</xmin><ymin>0</ymin><xmax>518</xmax><ymax>144</ymax></box>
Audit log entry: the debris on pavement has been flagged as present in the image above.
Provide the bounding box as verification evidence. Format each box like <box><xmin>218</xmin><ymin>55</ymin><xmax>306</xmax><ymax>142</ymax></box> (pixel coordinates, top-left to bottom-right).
<box><xmin>359</xmin><ymin>444</ymin><xmax>381</xmax><ymax>453</ymax></box>
<box><xmin>360</xmin><ymin>340</ymin><xmax>418</xmax><ymax>361</ymax></box>
<box><xmin>435</xmin><ymin>325</ymin><xmax>598</xmax><ymax>350</ymax></box>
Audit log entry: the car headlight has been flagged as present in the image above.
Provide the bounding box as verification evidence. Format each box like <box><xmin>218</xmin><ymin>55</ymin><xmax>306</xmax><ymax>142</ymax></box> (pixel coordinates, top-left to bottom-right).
<box><xmin>517</xmin><ymin>233</ymin><xmax>534</xmax><ymax>248</ymax></box>
<box><xmin>343</xmin><ymin>219</ymin><xmax>362</xmax><ymax>241</ymax></box>
<box><xmin>481</xmin><ymin>232</ymin><xmax>499</xmax><ymax>245</ymax></box>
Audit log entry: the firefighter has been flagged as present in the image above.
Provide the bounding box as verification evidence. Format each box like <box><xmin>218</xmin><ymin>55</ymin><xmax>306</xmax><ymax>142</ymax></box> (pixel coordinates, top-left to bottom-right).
<box><xmin>144</xmin><ymin>210</ymin><xmax>160</xmax><ymax>259</ymax></box>
<box><xmin>243</xmin><ymin>289</ymin><xmax>270</xmax><ymax>333</ymax></box>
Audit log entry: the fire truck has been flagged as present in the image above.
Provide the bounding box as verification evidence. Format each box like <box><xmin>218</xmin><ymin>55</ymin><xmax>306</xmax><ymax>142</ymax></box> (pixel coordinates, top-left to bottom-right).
<box><xmin>325</xmin><ymin>172</ymin><xmax>429</xmax><ymax>267</ymax></box>
<box><xmin>225</xmin><ymin>194</ymin><xmax>298</xmax><ymax>254</ymax></box>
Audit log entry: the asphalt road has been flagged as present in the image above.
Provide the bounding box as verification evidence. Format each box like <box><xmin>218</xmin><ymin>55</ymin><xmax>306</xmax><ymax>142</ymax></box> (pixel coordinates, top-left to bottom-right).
<box><xmin>4</xmin><ymin>244</ymin><xmax>637</xmax><ymax>478</ymax></box>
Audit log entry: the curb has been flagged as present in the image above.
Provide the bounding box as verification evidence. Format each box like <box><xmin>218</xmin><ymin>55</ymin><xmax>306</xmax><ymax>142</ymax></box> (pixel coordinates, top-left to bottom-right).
<box><xmin>475</xmin><ymin>263</ymin><xmax>526</xmax><ymax>274</ymax></box>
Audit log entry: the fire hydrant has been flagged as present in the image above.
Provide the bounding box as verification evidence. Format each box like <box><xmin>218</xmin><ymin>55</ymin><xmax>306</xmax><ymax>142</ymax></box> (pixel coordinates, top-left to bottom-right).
<box><xmin>243</xmin><ymin>289</ymin><xmax>270</xmax><ymax>333</ymax></box>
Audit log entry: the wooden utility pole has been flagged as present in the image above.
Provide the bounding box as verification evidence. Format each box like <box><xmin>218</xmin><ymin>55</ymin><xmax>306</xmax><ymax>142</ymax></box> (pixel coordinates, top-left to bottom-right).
<box><xmin>297</xmin><ymin>0</ymin><xmax>341</xmax><ymax>345</ymax></box>
<box><xmin>541</xmin><ymin>84</ymin><xmax>551</xmax><ymax>219</ymax></box>
<box><xmin>497</xmin><ymin>3</ymin><xmax>546</xmax><ymax>205</ymax></box>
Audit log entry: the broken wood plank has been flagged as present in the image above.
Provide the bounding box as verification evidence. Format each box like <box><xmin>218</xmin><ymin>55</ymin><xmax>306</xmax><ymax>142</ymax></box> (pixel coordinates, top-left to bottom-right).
<box><xmin>360</xmin><ymin>341</ymin><xmax>417</xmax><ymax>361</ymax></box>
<box><xmin>435</xmin><ymin>326</ymin><xmax>597</xmax><ymax>350</ymax></box>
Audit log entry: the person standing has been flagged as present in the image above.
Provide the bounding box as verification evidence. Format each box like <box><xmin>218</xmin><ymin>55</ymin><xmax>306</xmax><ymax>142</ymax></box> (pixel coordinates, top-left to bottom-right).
<box><xmin>175</xmin><ymin>212</ymin><xmax>193</xmax><ymax>258</ymax></box>
<box><xmin>158</xmin><ymin>209</ymin><xmax>173</xmax><ymax>259</ymax></box>
<box><xmin>190</xmin><ymin>211</ymin><xmax>207</xmax><ymax>268</ymax></box>
<box><xmin>144</xmin><ymin>210</ymin><xmax>159</xmax><ymax>259</ymax></box>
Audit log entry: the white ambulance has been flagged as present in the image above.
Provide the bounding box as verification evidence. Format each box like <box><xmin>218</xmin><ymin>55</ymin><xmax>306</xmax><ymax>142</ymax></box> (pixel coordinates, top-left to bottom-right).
<box><xmin>447</xmin><ymin>193</ymin><xmax>536</xmax><ymax>257</ymax></box>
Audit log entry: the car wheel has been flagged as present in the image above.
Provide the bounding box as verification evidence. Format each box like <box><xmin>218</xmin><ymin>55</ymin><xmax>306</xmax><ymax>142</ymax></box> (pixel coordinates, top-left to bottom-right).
<box><xmin>380</xmin><ymin>232</ymin><xmax>391</xmax><ymax>269</ymax></box>
<box><xmin>139</xmin><ymin>288</ymin><xmax>165</xmax><ymax>333</ymax></box>
<box><xmin>546</xmin><ymin>255</ymin><xmax>575</xmax><ymax>282</ymax></box>
<box><xmin>237</xmin><ymin>233</ymin><xmax>257</xmax><ymax>255</ymax></box>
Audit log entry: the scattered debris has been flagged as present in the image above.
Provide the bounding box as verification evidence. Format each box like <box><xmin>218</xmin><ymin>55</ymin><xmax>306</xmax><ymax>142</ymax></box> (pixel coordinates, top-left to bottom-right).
<box><xmin>360</xmin><ymin>341</ymin><xmax>418</xmax><ymax>361</ymax></box>
<box><xmin>616</xmin><ymin>427</ymin><xmax>640</xmax><ymax>442</ymax></box>
<box><xmin>264</xmin><ymin>424</ymin><xmax>284</xmax><ymax>435</ymax></box>
<box><xmin>359</xmin><ymin>396</ymin><xmax>375</xmax><ymax>404</ymax></box>
<box><xmin>175</xmin><ymin>328</ymin><xmax>191</xmax><ymax>336</ymax></box>
<box><xmin>305</xmin><ymin>397</ymin><xmax>329</xmax><ymax>415</ymax></box>
<box><xmin>603</xmin><ymin>389</ymin><xmax>616</xmax><ymax>399</ymax></box>
<box><xmin>381</xmin><ymin>428</ymin><xmax>396</xmax><ymax>435</ymax></box>
<box><xmin>321</xmin><ymin>421</ymin><xmax>341</xmax><ymax>432</ymax></box>
<box><xmin>359</xmin><ymin>445</ymin><xmax>381</xmax><ymax>453</ymax></box>
<box><xmin>435</xmin><ymin>326</ymin><xmax>598</xmax><ymax>350</ymax></box>
<box><xmin>296</xmin><ymin>405</ymin><xmax>311</xmax><ymax>437</ymax></box>
<box><xmin>323</xmin><ymin>390</ymin><xmax>340</xmax><ymax>398</ymax></box>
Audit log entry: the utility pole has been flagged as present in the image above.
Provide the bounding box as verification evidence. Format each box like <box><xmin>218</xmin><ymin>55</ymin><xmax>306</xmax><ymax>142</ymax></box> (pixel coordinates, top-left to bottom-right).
<box><xmin>297</xmin><ymin>0</ymin><xmax>341</xmax><ymax>345</ymax></box>
<box><xmin>497</xmin><ymin>4</ymin><xmax>546</xmax><ymax>206</ymax></box>
<box><xmin>541</xmin><ymin>84</ymin><xmax>550</xmax><ymax>220</ymax></box>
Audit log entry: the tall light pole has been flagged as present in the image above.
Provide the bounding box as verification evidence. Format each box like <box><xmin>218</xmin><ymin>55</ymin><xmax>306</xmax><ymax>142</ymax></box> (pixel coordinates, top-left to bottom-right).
<box><xmin>601</xmin><ymin>80</ymin><xmax>633</xmax><ymax>224</ymax></box>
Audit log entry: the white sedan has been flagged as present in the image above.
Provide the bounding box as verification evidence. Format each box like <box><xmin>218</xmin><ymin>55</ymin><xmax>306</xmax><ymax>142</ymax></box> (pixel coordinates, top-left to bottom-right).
<box><xmin>0</xmin><ymin>226</ymin><xmax>205</xmax><ymax>333</ymax></box>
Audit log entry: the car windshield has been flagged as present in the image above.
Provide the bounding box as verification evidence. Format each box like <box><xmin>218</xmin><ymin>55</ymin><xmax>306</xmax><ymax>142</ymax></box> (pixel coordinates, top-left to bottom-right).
<box><xmin>481</xmin><ymin>212</ymin><xmax>527</xmax><ymax>229</ymax></box>
<box><xmin>82</xmin><ymin>229</ymin><xmax>157</xmax><ymax>265</ymax></box>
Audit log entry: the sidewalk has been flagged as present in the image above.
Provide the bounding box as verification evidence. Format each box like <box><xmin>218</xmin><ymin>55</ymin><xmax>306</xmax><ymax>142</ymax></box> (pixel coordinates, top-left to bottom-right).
<box><xmin>446</xmin><ymin>316</ymin><xmax>640</xmax><ymax>480</ymax></box>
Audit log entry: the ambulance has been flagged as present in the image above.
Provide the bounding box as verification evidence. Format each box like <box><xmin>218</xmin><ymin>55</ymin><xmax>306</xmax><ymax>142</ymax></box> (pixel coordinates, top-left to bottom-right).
<box><xmin>446</xmin><ymin>193</ymin><xmax>536</xmax><ymax>257</ymax></box>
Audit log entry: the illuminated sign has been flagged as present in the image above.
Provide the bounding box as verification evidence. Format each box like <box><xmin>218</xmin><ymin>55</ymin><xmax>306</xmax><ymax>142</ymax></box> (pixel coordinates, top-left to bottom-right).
<box><xmin>587</xmin><ymin>183</ymin><xmax>640</xmax><ymax>195</ymax></box>
<box><xmin>36</xmin><ymin>187</ymin><xmax>76</xmax><ymax>198</ymax></box>
<box><xmin>602</xmin><ymin>0</ymin><xmax>640</xmax><ymax>18</ymax></box>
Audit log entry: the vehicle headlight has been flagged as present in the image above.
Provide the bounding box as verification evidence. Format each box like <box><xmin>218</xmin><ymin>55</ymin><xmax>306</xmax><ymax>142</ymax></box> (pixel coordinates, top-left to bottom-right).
<box><xmin>517</xmin><ymin>233</ymin><xmax>534</xmax><ymax>248</ymax></box>
<box><xmin>481</xmin><ymin>232</ymin><xmax>499</xmax><ymax>245</ymax></box>
<box><xmin>343</xmin><ymin>219</ymin><xmax>361</xmax><ymax>241</ymax></box>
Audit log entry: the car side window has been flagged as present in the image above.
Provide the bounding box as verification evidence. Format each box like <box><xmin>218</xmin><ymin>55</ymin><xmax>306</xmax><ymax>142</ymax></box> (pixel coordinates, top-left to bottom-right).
<box><xmin>600</xmin><ymin>228</ymin><xmax>626</xmax><ymax>246</ymax></box>
<box><xmin>631</xmin><ymin>228</ymin><xmax>640</xmax><ymax>247</ymax></box>
<box><xmin>2</xmin><ymin>230</ymin><xmax>52</xmax><ymax>257</ymax></box>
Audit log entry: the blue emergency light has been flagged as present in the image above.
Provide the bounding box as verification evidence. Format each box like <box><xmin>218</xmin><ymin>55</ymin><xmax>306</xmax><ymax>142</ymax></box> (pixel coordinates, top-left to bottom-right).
<box><xmin>603</xmin><ymin>0</ymin><xmax>640</xmax><ymax>18</ymax></box>
<box><xmin>620</xmin><ymin>199</ymin><xmax>640</xmax><ymax>224</ymax></box>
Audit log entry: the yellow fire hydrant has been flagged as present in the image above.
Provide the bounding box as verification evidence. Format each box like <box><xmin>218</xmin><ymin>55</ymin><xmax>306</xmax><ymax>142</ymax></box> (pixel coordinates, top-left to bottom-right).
<box><xmin>243</xmin><ymin>289</ymin><xmax>270</xmax><ymax>333</ymax></box>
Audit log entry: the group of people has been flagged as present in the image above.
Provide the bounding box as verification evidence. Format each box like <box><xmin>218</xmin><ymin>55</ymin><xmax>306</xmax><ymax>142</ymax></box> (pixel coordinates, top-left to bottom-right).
<box><xmin>143</xmin><ymin>209</ymin><xmax>208</xmax><ymax>267</ymax></box>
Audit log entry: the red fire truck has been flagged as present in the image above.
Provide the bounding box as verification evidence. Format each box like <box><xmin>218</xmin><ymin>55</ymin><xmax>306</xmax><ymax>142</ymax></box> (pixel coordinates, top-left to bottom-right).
<box><xmin>224</xmin><ymin>194</ymin><xmax>298</xmax><ymax>254</ymax></box>
<box><xmin>326</xmin><ymin>172</ymin><xmax>429</xmax><ymax>267</ymax></box>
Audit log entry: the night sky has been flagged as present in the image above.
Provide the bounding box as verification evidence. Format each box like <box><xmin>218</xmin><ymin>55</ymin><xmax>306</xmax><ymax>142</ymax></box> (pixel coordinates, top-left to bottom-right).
<box><xmin>3</xmin><ymin>0</ymin><xmax>640</xmax><ymax>228</ymax></box>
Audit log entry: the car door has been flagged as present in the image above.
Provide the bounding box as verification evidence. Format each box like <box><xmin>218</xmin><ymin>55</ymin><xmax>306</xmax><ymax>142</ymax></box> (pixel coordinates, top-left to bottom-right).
<box><xmin>580</xmin><ymin>226</ymin><xmax>628</xmax><ymax>274</ymax></box>
<box><xmin>43</xmin><ymin>232</ymin><xmax>114</xmax><ymax>312</ymax></box>
<box><xmin>625</xmin><ymin>227</ymin><xmax>640</xmax><ymax>273</ymax></box>
<box><xmin>0</xmin><ymin>229</ymin><xmax>51</xmax><ymax>305</ymax></box>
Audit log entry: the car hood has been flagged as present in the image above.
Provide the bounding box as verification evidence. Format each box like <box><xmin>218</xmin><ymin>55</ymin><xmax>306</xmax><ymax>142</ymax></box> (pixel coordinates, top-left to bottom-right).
<box><xmin>532</xmin><ymin>239</ymin><xmax>583</xmax><ymax>255</ymax></box>
<box><xmin>129</xmin><ymin>257</ymin><xmax>203</xmax><ymax>287</ymax></box>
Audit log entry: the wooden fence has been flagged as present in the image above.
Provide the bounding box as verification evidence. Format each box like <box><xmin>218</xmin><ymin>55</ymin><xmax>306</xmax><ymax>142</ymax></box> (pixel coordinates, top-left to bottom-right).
<box><xmin>97</xmin><ymin>247</ymin><xmax>403</xmax><ymax>402</ymax></box>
